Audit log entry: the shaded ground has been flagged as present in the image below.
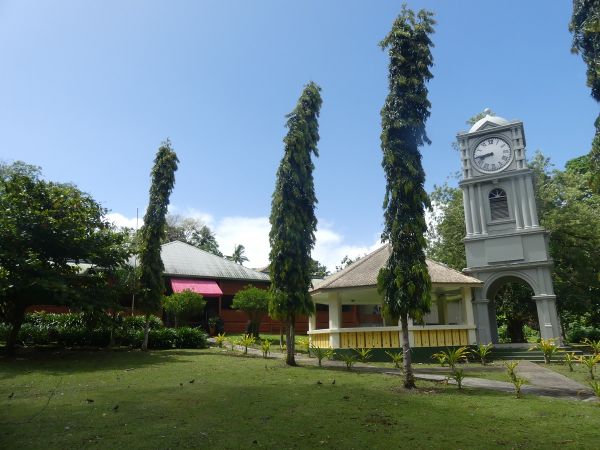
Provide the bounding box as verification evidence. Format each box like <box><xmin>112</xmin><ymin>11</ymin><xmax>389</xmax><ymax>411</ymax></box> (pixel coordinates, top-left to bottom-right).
<box><xmin>2</xmin><ymin>348</ymin><xmax>600</xmax><ymax>449</ymax></box>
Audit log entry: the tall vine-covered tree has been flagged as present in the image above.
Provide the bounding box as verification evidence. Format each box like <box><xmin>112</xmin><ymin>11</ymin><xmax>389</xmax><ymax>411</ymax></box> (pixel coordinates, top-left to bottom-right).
<box><xmin>269</xmin><ymin>81</ymin><xmax>322</xmax><ymax>366</ymax></box>
<box><xmin>570</xmin><ymin>0</ymin><xmax>600</xmax><ymax>191</ymax></box>
<box><xmin>377</xmin><ymin>6</ymin><xmax>435</xmax><ymax>389</ymax></box>
<box><xmin>138</xmin><ymin>140</ymin><xmax>179</xmax><ymax>351</ymax></box>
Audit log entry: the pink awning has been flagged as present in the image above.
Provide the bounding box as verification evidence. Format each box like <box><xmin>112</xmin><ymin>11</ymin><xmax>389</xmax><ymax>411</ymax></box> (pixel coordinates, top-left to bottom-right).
<box><xmin>170</xmin><ymin>278</ymin><xmax>223</xmax><ymax>297</ymax></box>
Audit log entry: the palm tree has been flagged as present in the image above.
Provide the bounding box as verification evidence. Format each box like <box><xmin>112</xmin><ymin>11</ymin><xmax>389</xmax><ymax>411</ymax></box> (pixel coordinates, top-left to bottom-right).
<box><xmin>227</xmin><ymin>244</ymin><xmax>249</xmax><ymax>265</ymax></box>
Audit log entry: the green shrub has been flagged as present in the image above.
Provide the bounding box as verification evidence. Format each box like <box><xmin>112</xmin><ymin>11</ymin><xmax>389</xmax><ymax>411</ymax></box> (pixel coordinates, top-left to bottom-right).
<box><xmin>115</xmin><ymin>329</ymin><xmax>143</xmax><ymax>347</ymax></box>
<box><xmin>451</xmin><ymin>368</ymin><xmax>465</xmax><ymax>390</ymax></box>
<box><xmin>530</xmin><ymin>338</ymin><xmax>558</xmax><ymax>364</ymax></box>
<box><xmin>385</xmin><ymin>350</ymin><xmax>403</xmax><ymax>369</ymax></box>
<box><xmin>471</xmin><ymin>343</ymin><xmax>493</xmax><ymax>365</ymax></box>
<box><xmin>0</xmin><ymin>323</ymin><xmax>9</xmax><ymax>341</ymax></box>
<box><xmin>18</xmin><ymin>323</ymin><xmax>51</xmax><ymax>345</ymax></box>
<box><xmin>583</xmin><ymin>338</ymin><xmax>600</xmax><ymax>355</ymax></box>
<box><xmin>353</xmin><ymin>348</ymin><xmax>372</xmax><ymax>363</ymax></box>
<box><xmin>175</xmin><ymin>327</ymin><xmax>207</xmax><ymax>349</ymax></box>
<box><xmin>512</xmin><ymin>377</ymin><xmax>527</xmax><ymax>398</ymax></box>
<box><xmin>505</xmin><ymin>361</ymin><xmax>519</xmax><ymax>382</ymax></box>
<box><xmin>148</xmin><ymin>328</ymin><xmax>177</xmax><ymax>349</ymax></box>
<box><xmin>432</xmin><ymin>347</ymin><xmax>469</xmax><ymax>370</ymax></box>
<box><xmin>310</xmin><ymin>345</ymin><xmax>330</xmax><ymax>367</ymax></box>
<box><xmin>57</xmin><ymin>327</ymin><xmax>88</xmax><ymax>347</ymax></box>
<box><xmin>566</xmin><ymin>322</ymin><xmax>600</xmax><ymax>343</ymax></box>
<box><xmin>563</xmin><ymin>352</ymin><xmax>577</xmax><ymax>372</ymax></box>
<box><xmin>339</xmin><ymin>353</ymin><xmax>357</xmax><ymax>370</ymax></box>
<box><xmin>87</xmin><ymin>328</ymin><xmax>112</xmax><ymax>347</ymax></box>
<box><xmin>239</xmin><ymin>334</ymin><xmax>256</xmax><ymax>354</ymax></box>
<box><xmin>215</xmin><ymin>333</ymin><xmax>227</xmax><ymax>348</ymax></box>
<box><xmin>261</xmin><ymin>339</ymin><xmax>271</xmax><ymax>358</ymax></box>
<box><xmin>122</xmin><ymin>315</ymin><xmax>163</xmax><ymax>331</ymax></box>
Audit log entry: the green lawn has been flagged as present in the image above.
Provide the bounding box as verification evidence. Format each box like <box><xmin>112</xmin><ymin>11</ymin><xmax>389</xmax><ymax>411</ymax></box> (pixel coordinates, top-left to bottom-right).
<box><xmin>1</xmin><ymin>348</ymin><xmax>599</xmax><ymax>449</ymax></box>
<box><xmin>543</xmin><ymin>361</ymin><xmax>599</xmax><ymax>386</ymax></box>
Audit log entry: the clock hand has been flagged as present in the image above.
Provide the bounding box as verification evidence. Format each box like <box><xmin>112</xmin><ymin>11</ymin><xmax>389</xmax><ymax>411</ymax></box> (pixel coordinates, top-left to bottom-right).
<box><xmin>474</xmin><ymin>152</ymin><xmax>494</xmax><ymax>160</ymax></box>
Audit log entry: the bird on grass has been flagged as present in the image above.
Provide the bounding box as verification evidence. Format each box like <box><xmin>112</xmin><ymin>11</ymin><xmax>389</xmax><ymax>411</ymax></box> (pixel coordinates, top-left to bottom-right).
<box><xmin>316</xmin><ymin>381</ymin><xmax>322</xmax><ymax>385</ymax></box>
<box><xmin>8</xmin><ymin>392</ymin><xmax>14</xmax><ymax>399</ymax></box>
<box><xmin>113</xmin><ymin>405</ymin><xmax>119</xmax><ymax>411</ymax></box>
<box><xmin>332</xmin><ymin>379</ymin><xmax>336</xmax><ymax>385</ymax></box>
<box><xmin>189</xmin><ymin>379</ymin><xmax>195</xmax><ymax>384</ymax></box>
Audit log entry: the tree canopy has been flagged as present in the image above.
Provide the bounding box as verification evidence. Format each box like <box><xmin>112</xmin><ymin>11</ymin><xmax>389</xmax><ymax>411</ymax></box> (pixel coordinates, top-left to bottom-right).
<box><xmin>269</xmin><ymin>81</ymin><xmax>322</xmax><ymax>366</ymax></box>
<box><xmin>377</xmin><ymin>6</ymin><xmax>435</xmax><ymax>388</ymax></box>
<box><xmin>232</xmin><ymin>285</ymin><xmax>271</xmax><ymax>337</ymax></box>
<box><xmin>163</xmin><ymin>289</ymin><xmax>205</xmax><ymax>328</ymax></box>
<box><xmin>570</xmin><ymin>0</ymin><xmax>600</xmax><ymax>191</ymax></box>
<box><xmin>227</xmin><ymin>244</ymin><xmax>249</xmax><ymax>265</ymax></box>
<box><xmin>0</xmin><ymin>162</ymin><xmax>129</xmax><ymax>354</ymax></box>
<box><xmin>164</xmin><ymin>214</ymin><xmax>222</xmax><ymax>256</ymax></box>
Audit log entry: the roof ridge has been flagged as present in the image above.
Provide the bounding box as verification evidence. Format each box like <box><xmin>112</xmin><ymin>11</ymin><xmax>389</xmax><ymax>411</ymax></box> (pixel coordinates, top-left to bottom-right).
<box><xmin>316</xmin><ymin>244</ymin><xmax>388</xmax><ymax>290</ymax></box>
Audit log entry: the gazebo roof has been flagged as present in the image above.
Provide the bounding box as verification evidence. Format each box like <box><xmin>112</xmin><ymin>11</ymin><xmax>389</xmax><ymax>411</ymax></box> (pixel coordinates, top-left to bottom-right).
<box><xmin>312</xmin><ymin>244</ymin><xmax>481</xmax><ymax>293</ymax></box>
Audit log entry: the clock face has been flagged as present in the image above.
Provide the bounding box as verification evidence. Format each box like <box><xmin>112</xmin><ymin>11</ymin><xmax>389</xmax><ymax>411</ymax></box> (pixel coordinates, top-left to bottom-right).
<box><xmin>472</xmin><ymin>137</ymin><xmax>513</xmax><ymax>173</ymax></box>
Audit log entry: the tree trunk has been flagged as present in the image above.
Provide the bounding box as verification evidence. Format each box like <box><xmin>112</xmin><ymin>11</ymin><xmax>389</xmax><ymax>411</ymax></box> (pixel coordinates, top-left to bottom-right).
<box><xmin>142</xmin><ymin>314</ymin><xmax>150</xmax><ymax>351</ymax></box>
<box><xmin>279</xmin><ymin>324</ymin><xmax>284</xmax><ymax>350</ymax></box>
<box><xmin>5</xmin><ymin>305</ymin><xmax>26</xmax><ymax>356</ymax></box>
<box><xmin>286</xmin><ymin>314</ymin><xmax>296</xmax><ymax>366</ymax></box>
<box><xmin>400</xmin><ymin>313</ymin><xmax>415</xmax><ymax>389</ymax></box>
<box><xmin>109</xmin><ymin>309</ymin><xmax>117</xmax><ymax>347</ymax></box>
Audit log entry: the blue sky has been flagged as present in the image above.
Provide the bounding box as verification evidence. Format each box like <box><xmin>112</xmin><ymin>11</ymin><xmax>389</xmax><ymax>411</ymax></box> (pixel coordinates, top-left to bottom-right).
<box><xmin>1</xmin><ymin>1</ymin><xmax>597</xmax><ymax>269</ymax></box>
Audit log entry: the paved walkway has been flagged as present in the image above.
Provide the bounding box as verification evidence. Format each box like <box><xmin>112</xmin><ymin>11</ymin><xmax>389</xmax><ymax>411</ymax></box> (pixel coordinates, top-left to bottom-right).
<box><xmin>208</xmin><ymin>339</ymin><xmax>597</xmax><ymax>402</ymax></box>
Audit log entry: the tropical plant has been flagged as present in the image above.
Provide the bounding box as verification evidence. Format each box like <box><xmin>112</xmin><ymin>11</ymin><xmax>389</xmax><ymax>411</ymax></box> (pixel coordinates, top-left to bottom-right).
<box><xmin>310</xmin><ymin>345</ymin><xmax>329</xmax><ymax>367</ymax></box>
<box><xmin>239</xmin><ymin>334</ymin><xmax>256</xmax><ymax>355</ymax></box>
<box><xmin>215</xmin><ymin>333</ymin><xmax>227</xmax><ymax>348</ymax></box>
<box><xmin>432</xmin><ymin>347</ymin><xmax>469</xmax><ymax>371</ymax></box>
<box><xmin>451</xmin><ymin>368</ymin><xmax>465</xmax><ymax>390</ymax></box>
<box><xmin>563</xmin><ymin>351</ymin><xmax>578</xmax><ymax>372</ymax></box>
<box><xmin>431</xmin><ymin>351</ymin><xmax>448</xmax><ymax>367</ymax></box>
<box><xmin>164</xmin><ymin>214</ymin><xmax>222</xmax><ymax>256</ymax></box>
<box><xmin>232</xmin><ymin>285</ymin><xmax>271</xmax><ymax>337</ymax></box>
<box><xmin>583</xmin><ymin>338</ymin><xmax>600</xmax><ymax>355</ymax></box>
<box><xmin>162</xmin><ymin>290</ymin><xmax>205</xmax><ymax>328</ymax></box>
<box><xmin>138</xmin><ymin>140</ymin><xmax>179</xmax><ymax>351</ymax></box>
<box><xmin>297</xmin><ymin>336</ymin><xmax>310</xmax><ymax>354</ymax></box>
<box><xmin>268</xmin><ymin>81</ymin><xmax>322</xmax><ymax>366</ymax></box>
<box><xmin>227</xmin><ymin>244</ymin><xmax>249</xmax><ymax>265</ymax></box>
<box><xmin>376</xmin><ymin>5</ymin><xmax>435</xmax><ymax>389</ymax></box>
<box><xmin>471</xmin><ymin>343</ymin><xmax>493</xmax><ymax>365</ymax></box>
<box><xmin>339</xmin><ymin>353</ymin><xmax>357</xmax><ymax>370</ymax></box>
<box><xmin>578</xmin><ymin>354</ymin><xmax>600</xmax><ymax>379</ymax></box>
<box><xmin>385</xmin><ymin>351</ymin><xmax>404</xmax><ymax>369</ymax></box>
<box><xmin>504</xmin><ymin>361</ymin><xmax>519</xmax><ymax>382</ymax></box>
<box><xmin>261</xmin><ymin>339</ymin><xmax>271</xmax><ymax>358</ymax></box>
<box><xmin>589</xmin><ymin>380</ymin><xmax>600</xmax><ymax>399</ymax></box>
<box><xmin>530</xmin><ymin>338</ymin><xmax>559</xmax><ymax>364</ymax></box>
<box><xmin>511</xmin><ymin>377</ymin><xmax>528</xmax><ymax>399</ymax></box>
<box><xmin>354</xmin><ymin>348</ymin><xmax>372</xmax><ymax>363</ymax></box>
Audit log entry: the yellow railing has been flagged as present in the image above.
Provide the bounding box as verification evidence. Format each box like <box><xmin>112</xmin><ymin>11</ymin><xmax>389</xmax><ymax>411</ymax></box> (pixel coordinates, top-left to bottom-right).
<box><xmin>309</xmin><ymin>333</ymin><xmax>331</xmax><ymax>348</ymax></box>
<box><xmin>340</xmin><ymin>330</ymin><xmax>400</xmax><ymax>349</ymax></box>
<box><xmin>412</xmin><ymin>329</ymin><xmax>468</xmax><ymax>347</ymax></box>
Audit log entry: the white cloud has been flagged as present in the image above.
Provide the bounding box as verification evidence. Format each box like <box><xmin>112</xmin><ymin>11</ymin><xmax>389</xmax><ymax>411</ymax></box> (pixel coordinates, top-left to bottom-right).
<box><xmin>105</xmin><ymin>212</ymin><xmax>142</xmax><ymax>229</ymax></box>
<box><xmin>108</xmin><ymin>209</ymin><xmax>383</xmax><ymax>272</ymax></box>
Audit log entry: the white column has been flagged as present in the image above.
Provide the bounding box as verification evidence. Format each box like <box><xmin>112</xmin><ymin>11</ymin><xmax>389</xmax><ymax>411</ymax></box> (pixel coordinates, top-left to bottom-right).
<box><xmin>518</xmin><ymin>176</ymin><xmax>531</xmax><ymax>228</ymax></box>
<box><xmin>463</xmin><ymin>187</ymin><xmax>473</xmax><ymax>236</ymax></box>
<box><xmin>328</xmin><ymin>294</ymin><xmax>341</xmax><ymax>348</ymax></box>
<box><xmin>477</xmin><ymin>184</ymin><xmax>487</xmax><ymax>235</ymax></box>
<box><xmin>468</xmin><ymin>184</ymin><xmax>480</xmax><ymax>234</ymax></box>
<box><xmin>525</xmin><ymin>175</ymin><xmax>539</xmax><ymax>227</ymax></box>
<box><xmin>308</xmin><ymin>311</ymin><xmax>316</xmax><ymax>332</ymax></box>
<box><xmin>511</xmin><ymin>177</ymin><xmax>523</xmax><ymax>229</ymax></box>
<box><xmin>462</xmin><ymin>286</ymin><xmax>477</xmax><ymax>345</ymax></box>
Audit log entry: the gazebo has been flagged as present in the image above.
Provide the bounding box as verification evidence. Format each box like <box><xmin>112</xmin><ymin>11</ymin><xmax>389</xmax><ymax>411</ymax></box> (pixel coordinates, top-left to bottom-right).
<box><xmin>308</xmin><ymin>244</ymin><xmax>482</xmax><ymax>350</ymax></box>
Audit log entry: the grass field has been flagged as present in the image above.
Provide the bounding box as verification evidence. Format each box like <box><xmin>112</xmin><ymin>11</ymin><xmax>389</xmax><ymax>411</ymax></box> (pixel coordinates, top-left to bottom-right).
<box><xmin>1</xmin><ymin>348</ymin><xmax>599</xmax><ymax>449</ymax></box>
<box><xmin>543</xmin><ymin>361</ymin><xmax>598</xmax><ymax>385</ymax></box>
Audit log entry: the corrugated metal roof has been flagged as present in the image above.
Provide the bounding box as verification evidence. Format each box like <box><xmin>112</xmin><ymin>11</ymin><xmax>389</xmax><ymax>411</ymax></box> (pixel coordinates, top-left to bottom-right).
<box><xmin>132</xmin><ymin>241</ymin><xmax>270</xmax><ymax>282</ymax></box>
<box><xmin>312</xmin><ymin>243</ymin><xmax>481</xmax><ymax>292</ymax></box>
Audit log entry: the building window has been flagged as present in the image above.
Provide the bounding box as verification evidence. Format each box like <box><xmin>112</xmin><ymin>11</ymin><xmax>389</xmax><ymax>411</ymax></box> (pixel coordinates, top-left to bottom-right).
<box><xmin>489</xmin><ymin>188</ymin><xmax>509</xmax><ymax>220</ymax></box>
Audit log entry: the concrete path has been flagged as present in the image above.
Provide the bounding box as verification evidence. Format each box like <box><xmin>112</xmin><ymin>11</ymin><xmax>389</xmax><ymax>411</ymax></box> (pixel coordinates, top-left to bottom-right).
<box><xmin>208</xmin><ymin>339</ymin><xmax>597</xmax><ymax>401</ymax></box>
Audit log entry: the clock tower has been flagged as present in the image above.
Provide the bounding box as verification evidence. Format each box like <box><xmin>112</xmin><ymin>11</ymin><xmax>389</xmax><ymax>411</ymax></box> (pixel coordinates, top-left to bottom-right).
<box><xmin>456</xmin><ymin>110</ymin><xmax>561</xmax><ymax>344</ymax></box>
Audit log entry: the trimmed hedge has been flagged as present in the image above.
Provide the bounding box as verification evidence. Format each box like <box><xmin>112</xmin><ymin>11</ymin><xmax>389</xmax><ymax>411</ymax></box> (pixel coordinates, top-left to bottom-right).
<box><xmin>566</xmin><ymin>323</ymin><xmax>600</xmax><ymax>343</ymax></box>
<box><xmin>1</xmin><ymin>312</ymin><xmax>207</xmax><ymax>350</ymax></box>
